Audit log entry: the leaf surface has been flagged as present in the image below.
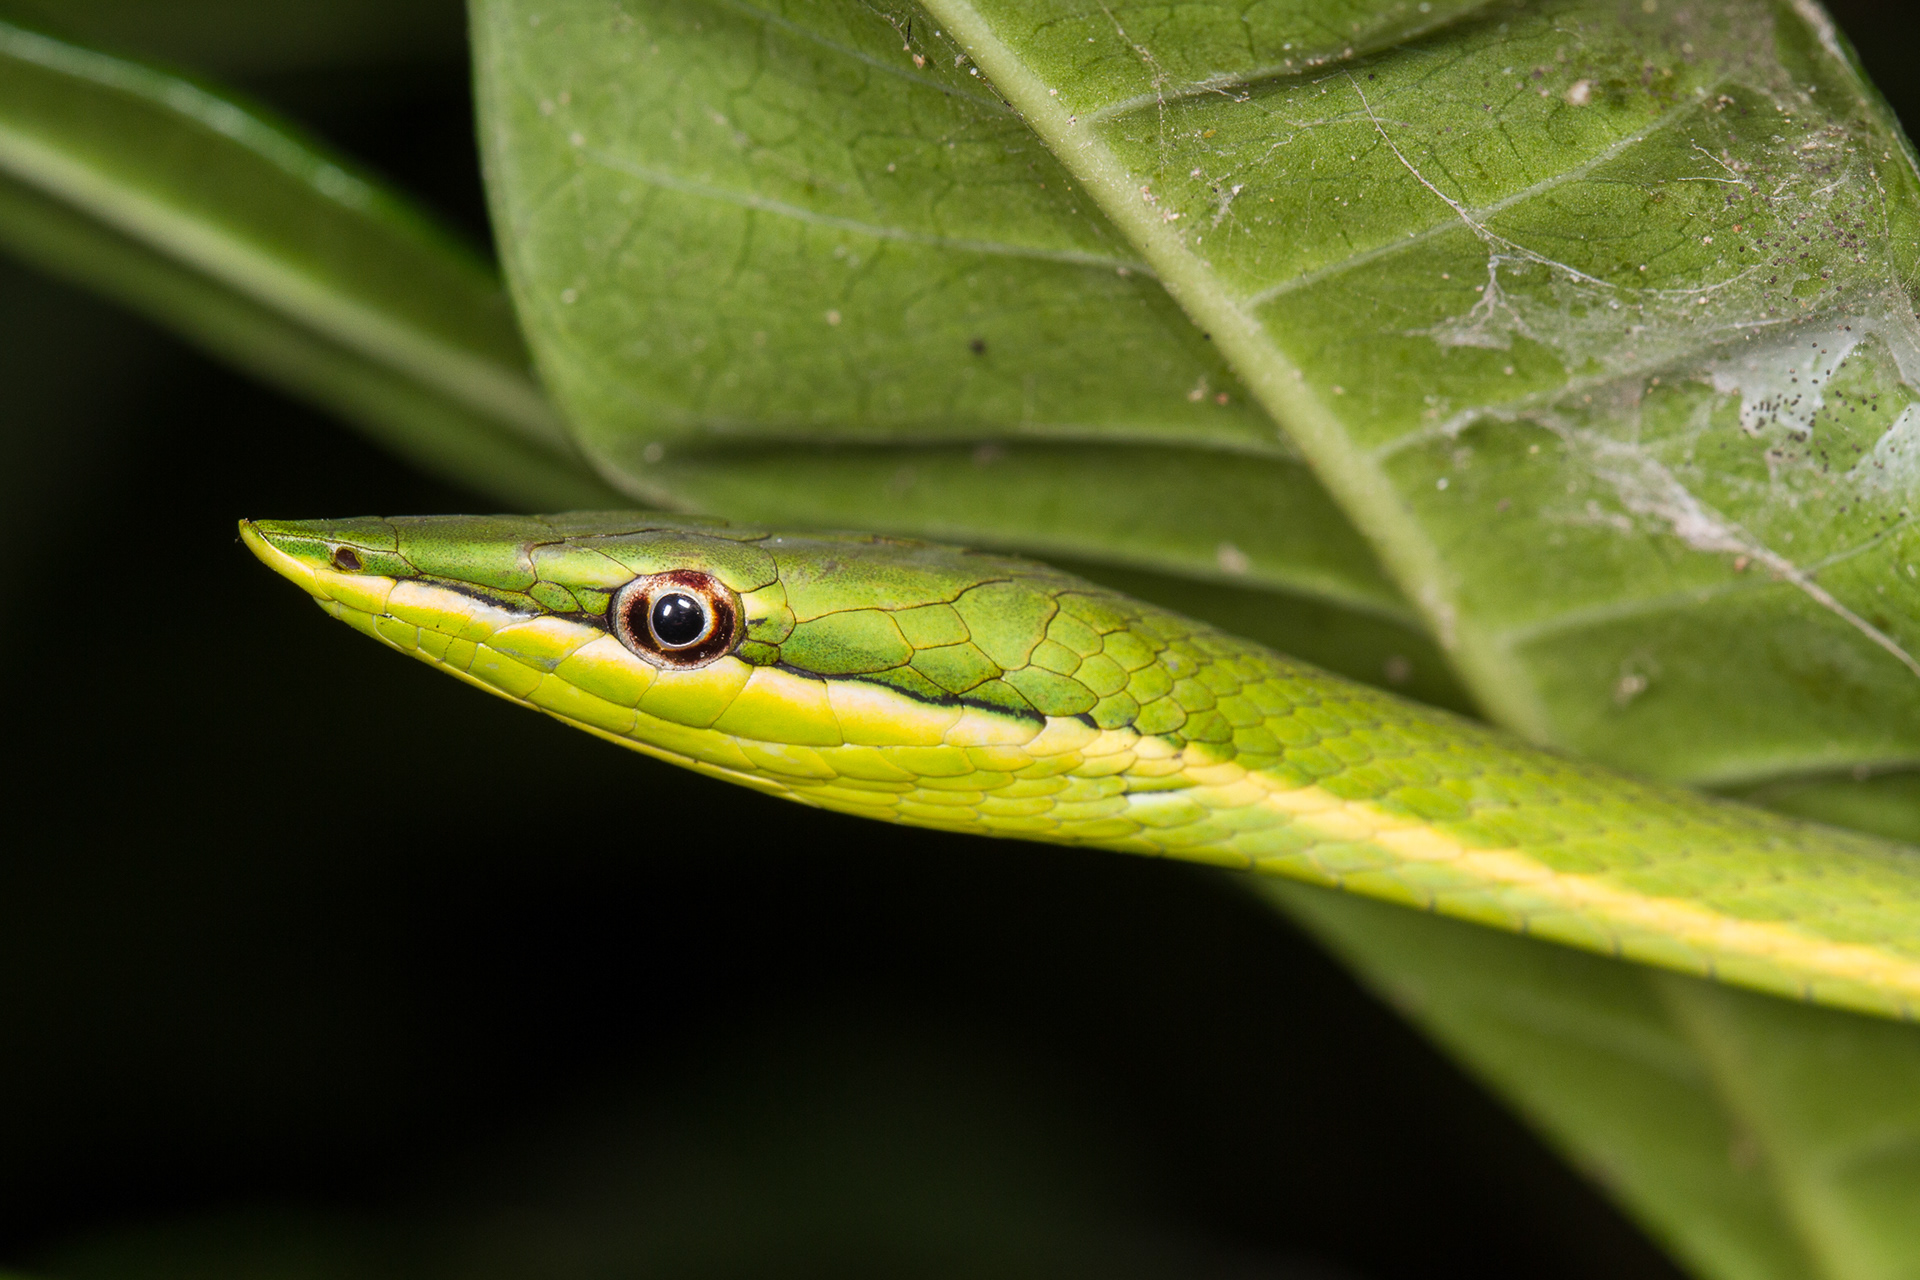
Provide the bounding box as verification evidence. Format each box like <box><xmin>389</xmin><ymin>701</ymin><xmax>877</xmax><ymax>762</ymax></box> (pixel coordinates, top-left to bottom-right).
<box><xmin>476</xmin><ymin>0</ymin><xmax>1920</xmax><ymax>809</ymax></box>
<box><xmin>471</xmin><ymin>0</ymin><xmax>1412</xmax><ymax>633</ymax></box>
<box><xmin>918</xmin><ymin>0</ymin><xmax>1920</xmax><ymax>789</ymax></box>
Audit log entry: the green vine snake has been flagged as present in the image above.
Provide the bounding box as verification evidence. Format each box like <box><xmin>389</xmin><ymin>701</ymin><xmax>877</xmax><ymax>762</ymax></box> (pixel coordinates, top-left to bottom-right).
<box><xmin>244</xmin><ymin>512</ymin><xmax>1920</xmax><ymax>1021</ymax></box>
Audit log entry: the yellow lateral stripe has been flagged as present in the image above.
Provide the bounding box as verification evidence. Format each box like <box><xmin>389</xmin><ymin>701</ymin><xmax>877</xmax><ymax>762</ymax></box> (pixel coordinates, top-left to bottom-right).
<box><xmin>1256</xmin><ymin>785</ymin><xmax>1920</xmax><ymax>1011</ymax></box>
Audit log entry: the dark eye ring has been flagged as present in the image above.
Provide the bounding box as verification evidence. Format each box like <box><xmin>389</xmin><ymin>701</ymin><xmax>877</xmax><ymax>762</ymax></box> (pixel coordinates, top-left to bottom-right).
<box><xmin>610</xmin><ymin>571</ymin><xmax>741</xmax><ymax>668</ymax></box>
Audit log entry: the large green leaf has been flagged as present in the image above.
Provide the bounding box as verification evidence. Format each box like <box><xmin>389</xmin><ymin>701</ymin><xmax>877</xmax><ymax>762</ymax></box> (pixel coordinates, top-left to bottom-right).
<box><xmin>0</xmin><ymin>19</ymin><xmax>623</xmax><ymax>508</ymax></box>
<box><xmin>474</xmin><ymin>0</ymin><xmax>1920</xmax><ymax>812</ymax></box>
<box><xmin>0</xmin><ymin>13</ymin><xmax>1464</xmax><ymax>723</ymax></box>
<box><xmin>469</xmin><ymin>0</ymin><xmax>1415</xmax><ymax>631</ymax></box>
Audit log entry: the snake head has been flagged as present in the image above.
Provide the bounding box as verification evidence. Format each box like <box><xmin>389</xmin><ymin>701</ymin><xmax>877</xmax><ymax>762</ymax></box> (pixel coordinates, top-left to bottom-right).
<box><xmin>239</xmin><ymin>514</ymin><xmax>1198</xmax><ymax>789</ymax></box>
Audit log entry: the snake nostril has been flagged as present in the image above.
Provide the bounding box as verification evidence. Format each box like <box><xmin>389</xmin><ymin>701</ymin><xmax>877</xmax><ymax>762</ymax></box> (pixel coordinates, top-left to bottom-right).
<box><xmin>330</xmin><ymin>546</ymin><xmax>363</xmax><ymax>572</ymax></box>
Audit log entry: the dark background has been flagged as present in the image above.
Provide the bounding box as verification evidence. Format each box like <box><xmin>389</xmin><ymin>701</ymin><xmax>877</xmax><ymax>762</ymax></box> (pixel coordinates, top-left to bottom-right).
<box><xmin>2</xmin><ymin>2</ymin><xmax>1915</xmax><ymax>1276</ymax></box>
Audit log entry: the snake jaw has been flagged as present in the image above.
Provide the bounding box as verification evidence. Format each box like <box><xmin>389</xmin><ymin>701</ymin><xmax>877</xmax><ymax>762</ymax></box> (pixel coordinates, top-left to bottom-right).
<box><xmin>239</xmin><ymin>520</ymin><xmax>324</xmax><ymax>594</ymax></box>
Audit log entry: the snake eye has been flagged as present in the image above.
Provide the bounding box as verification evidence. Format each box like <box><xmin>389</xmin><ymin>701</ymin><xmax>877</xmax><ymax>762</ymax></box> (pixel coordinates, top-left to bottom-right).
<box><xmin>648</xmin><ymin>591</ymin><xmax>711</xmax><ymax>649</ymax></box>
<box><xmin>610</xmin><ymin>571</ymin><xmax>740</xmax><ymax>668</ymax></box>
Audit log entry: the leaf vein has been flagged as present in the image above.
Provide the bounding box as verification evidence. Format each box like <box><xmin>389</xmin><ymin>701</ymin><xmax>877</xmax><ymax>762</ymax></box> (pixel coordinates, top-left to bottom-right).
<box><xmin>1244</xmin><ymin>94</ymin><xmax>1705</xmax><ymax>309</ymax></box>
<box><xmin>579</xmin><ymin>147</ymin><xmax>1151</xmax><ymax>272</ymax></box>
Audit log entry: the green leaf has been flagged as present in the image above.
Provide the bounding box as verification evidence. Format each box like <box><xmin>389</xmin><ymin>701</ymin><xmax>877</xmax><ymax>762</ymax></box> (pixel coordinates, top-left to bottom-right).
<box><xmin>0</xmin><ymin>19</ymin><xmax>624</xmax><ymax>508</ymax></box>
<box><xmin>1659</xmin><ymin>976</ymin><xmax>1920</xmax><ymax>1280</ymax></box>
<box><xmin>1272</xmin><ymin>878</ymin><xmax>1920</xmax><ymax>1280</ymax></box>
<box><xmin>470</xmin><ymin>0</ymin><xmax>1408</xmax><ymax>629</ymax></box>
<box><xmin>474</xmin><ymin>0</ymin><xmax>1920</xmax><ymax>806</ymax></box>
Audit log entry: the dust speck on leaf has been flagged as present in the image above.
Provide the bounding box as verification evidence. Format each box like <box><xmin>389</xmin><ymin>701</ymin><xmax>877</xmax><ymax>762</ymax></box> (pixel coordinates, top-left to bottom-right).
<box><xmin>1613</xmin><ymin>672</ymin><xmax>1650</xmax><ymax>705</ymax></box>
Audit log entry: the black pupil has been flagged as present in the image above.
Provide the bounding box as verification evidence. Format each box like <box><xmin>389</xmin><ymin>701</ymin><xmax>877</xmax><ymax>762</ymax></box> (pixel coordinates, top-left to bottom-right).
<box><xmin>649</xmin><ymin>592</ymin><xmax>708</xmax><ymax>647</ymax></box>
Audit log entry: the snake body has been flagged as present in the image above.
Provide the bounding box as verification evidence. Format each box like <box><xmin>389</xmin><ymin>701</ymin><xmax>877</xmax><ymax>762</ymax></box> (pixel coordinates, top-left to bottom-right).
<box><xmin>244</xmin><ymin>512</ymin><xmax>1920</xmax><ymax>1019</ymax></box>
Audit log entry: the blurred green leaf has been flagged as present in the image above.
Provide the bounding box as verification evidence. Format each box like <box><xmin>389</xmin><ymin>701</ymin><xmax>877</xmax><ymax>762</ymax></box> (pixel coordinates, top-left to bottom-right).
<box><xmin>45</xmin><ymin>1213</ymin><xmax>399</xmax><ymax>1280</ymax></box>
<box><xmin>1660</xmin><ymin>977</ymin><xmax>1920</xmax><ymax>1280</ymax></box>
<box><xmin>37</xmin><ymin>1026</ymin><xmax>1308</xmax><ymax>1280</ymax></box>
<box><xmin>0</xmin><ymin>19</ymin><xmax>622</xmax><ymax>507</ymax></box>
<box><xmin>1725</xmin><ymin>768</ymin><xmax>1920</xmax><ymax>845</ymax></box>
<box><xmin>1273</xmin><ymin>880</ymin><xmax>1920</xmax><ymax>1280</ymax></box>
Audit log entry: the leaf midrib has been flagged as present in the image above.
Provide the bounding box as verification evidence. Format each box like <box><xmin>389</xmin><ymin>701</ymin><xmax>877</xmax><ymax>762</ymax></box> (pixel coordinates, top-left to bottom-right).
<box><xmin>921</xmin><ymin>0</ymin><xmax>1541</xmax><ymax>733</ymax></box>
